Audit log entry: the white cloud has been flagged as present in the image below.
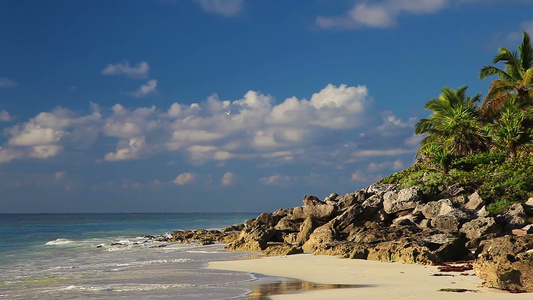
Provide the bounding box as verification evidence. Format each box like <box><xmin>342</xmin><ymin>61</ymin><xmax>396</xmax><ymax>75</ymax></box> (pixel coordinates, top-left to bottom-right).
<box><xmin>0</xmin><ymin>84</ymin><xmax>418</xmax><ymax>171</ymax></box>
<box><xmin>0</xmin><ymin>147</ymin><xmax>23</xmax><ymax>163</ymax></box>
<box><xmin>104</xmin><ymin>136</ymin><xmax>146</xmax><ymax>161</ymax></box>
<box><xmin>221</xmin><ymin>172</ymin><xmax>235</xmax><ymax>186</ymax></box>
<box><xmin>0</xmin><ymin>109</ymin><xmax>14</xmax><ymax>122</ymax></box>
<box><xmin>102</xmin><ymin>61</ymin><xmax>150</xmax><ymax>78</ymax></box>
<box><xmin>260</xmin><ymin>173</ymin><xmax>295</xmax><ymax>186</ymax></box>
<box><xmin>30</xmin><ymin>145</ymin><xmax>63</xmax><ymax>158</ymax></box>
<box><xmin>195</xmin><ymin>0</ymin><xmax>245</xmax><ymax>17</ymax></box>
<box><xmin>132</xmin><ymin>79</ymin><xmax>158</xmax><ymax>98</ymax></box>
<box><xmin>0</xmin><ymin>77</ymin><xmax>17</xmax><ymax>88</ymax></box>
<box><xmin>353</xmin><ymin>148</ymin><xmax>416</xmax><ymax>157</ymax></box>
<box><xmin>1</xmin><ymin>105</ymin><xmax>102</xmax><ymax>163</ymax></box>
<box><xmin>173</xmin><ymin>172</ymin><xmax>196</xmax><ymax>185</ymax></box>
<box><xmin>317</xmin><ymin>0</ymin><xmax>449</xmax><ymax>29</ymax></box>
<box><xmin>367</xmin><ymin>159</ymin><xmax>404</xmax><ymax>172</ymax></box>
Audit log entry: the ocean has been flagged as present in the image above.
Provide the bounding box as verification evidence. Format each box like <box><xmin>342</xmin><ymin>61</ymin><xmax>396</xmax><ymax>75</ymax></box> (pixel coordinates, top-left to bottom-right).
<box><xmin>0</xmin><ymin>213</ymin><xmax>266</xmax><ymax>299</ymax></box>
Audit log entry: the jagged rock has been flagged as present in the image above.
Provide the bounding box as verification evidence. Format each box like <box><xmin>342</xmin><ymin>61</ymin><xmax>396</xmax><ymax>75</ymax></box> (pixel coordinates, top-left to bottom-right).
<box><xmin>523</xmin><ymin>198</ymin><xmax>533</xmax><ymax>216</ymax></box>
<box><xmin>302</xmin><ymin>222</ymin><xmax>337</xmax><ymax>252</ymax></box>
<box><xmin>417</xmin><ymin>199</ymin><xmax>454</xmax><ymax>220</ymax></box>
<box><xmin>255</xmin><ymin>212</ymin><xmax>281</xmax><ymax>227</ymax></box>
<box><xmin>283</xmin><ymin>232</ymin><xmax>298</xmax><ymax>244</ymax></box>
<box><xmin>262</xmin><ymin>243</ymin><xmax>303</xmax><ymax>256</ymax></box>
<box><xmin>460</xmin><ymin>217</ymin><xmax>502</xmax><ymax>240</ymax></box>
<box><xmin>367</xmin><ymin>238</ymin><xmax>436</xmax><ymax>265</ymax></box>
<box><xmin>474</xmin><ymin>234</ymin><xmax>533</xmax><ymax>293</ymax></box>
<box><xmin>504</xmin><ymin>203</ymin><xmax>529</xmax><ymax>231</ymax></box>
<box><xmin>226</xmin><ymin>219</ymin><xmax>276</xmax><ymax>251</ymax></box>
<box><xmin>296</xmin><ymin>217</ymin><xmax>318</xmax><ymax>246</ymax></box>
<box><xmin>324</xmin><ymin>193</ymin><xmax>340</xmax><ymax>206</ymax></box>
<box><xmin>350</xmin><ymin>225</ymin><xmax>421</xmax><ymax>244</ymax></box>
<box><xmin>431</xmin><ymin>209</ymin><xmax>473</xmax><ymax>232</ymax></box>
<box><xmin>293</xmin><ymin>195</ymin><xmax>337</xmax><ymax>221</ymax></box>
<box><xmin>383</xmin><ymin>187</ymin><xmax>423</xmax><ymax>214</ymax></box>
<box><xmin>464</xmin><ymin>192</ymin><xmax>484</xmax><ymax>211</ymax></box>
<box><xmin>477</xmin><ymin>206</ymin><xmax>490</xmax><ymax>218</ymax></box>
<box><xmin>221</xmin><ymin>224</ymin><xmax>245</xmax><ymax>233</ymax></box>
<box><xmin>274</xmin><ymin>217</ymin><xmax>301</xmax><ymax>232</ymax></box>
<box><xmin>272</xmin><ymin>208</ymin><xmax>292</xmax><ymax>218</ymax></box>
<box><xmin>338</xmin><ymin>191</ymin><xmax>366</xmax><ymax>209</ymax></box>
<box><xmin>420</xmin><ymin>234</ymin><xmax>470</xmax><ymax>261</ymax></box>
<box><xmin>365</xmin><ymin>184</ymin><xmax>398</xmax><ymax>195</ymax></box>
<box><xmin>331</xmin><ymin>204</ymin><xmax>364</xmax><ymax>232</ymax></box>
<box><xmin>392</xmin><ymin>214</ymin><xmax>418</xmax><ymax>226</ymax></box>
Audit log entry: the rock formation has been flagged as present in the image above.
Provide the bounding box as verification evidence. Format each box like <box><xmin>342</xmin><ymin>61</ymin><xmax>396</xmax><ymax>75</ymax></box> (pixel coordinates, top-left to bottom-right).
<box><xmin>162</xmin><ymin>185</ymin><xmax>533</xmax><ymax>293</ymax></box>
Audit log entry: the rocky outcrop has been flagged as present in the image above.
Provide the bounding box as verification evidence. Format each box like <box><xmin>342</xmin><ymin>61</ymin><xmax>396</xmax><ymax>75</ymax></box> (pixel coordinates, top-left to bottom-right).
<box><xmin>161</xmin><ymin>183</ymin><xmax>533</xmax><ymax>293</ymax></box>
<box><xmin>474</xmin><ymin>234</ymin><xmax>533</xmax><ymax>293</ymax></box>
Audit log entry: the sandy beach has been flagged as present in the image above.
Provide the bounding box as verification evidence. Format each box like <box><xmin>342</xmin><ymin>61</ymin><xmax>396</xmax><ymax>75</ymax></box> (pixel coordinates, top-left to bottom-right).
<box><xmin>209</xmin><ymin>254</ymin><xmax>531</xmax><ymax>300</ymax></box>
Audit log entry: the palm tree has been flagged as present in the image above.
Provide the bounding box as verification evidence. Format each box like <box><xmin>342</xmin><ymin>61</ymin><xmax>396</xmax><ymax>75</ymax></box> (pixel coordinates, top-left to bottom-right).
<box><xmin>479</xmin><ymin>31</ymin><xmax>533</xmax><ymax>118</ymax></box>
<box><xmin>415</xmin><ymin>86</ymin><xmax>487</xmax><ymax>163</ymax></box>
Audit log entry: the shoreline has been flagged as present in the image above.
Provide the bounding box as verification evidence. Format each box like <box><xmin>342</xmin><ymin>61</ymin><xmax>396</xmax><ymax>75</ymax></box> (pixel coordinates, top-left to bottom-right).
<box><xmin>209</xmin><ymin>253</ymin><xmax>531</xmax><ymax>299</ymax></box>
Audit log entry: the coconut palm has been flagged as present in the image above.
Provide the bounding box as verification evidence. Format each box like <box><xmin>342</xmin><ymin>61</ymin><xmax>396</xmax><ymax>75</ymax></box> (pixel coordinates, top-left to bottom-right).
<box><xmin>479</xmin><ymin>31</ymin><xmax>533</xmax><ymax>118</ymax></box>
<box><xmin>415</xmin><ymin>86</ymin><xmax>487</xmax><ymax>162</ymax></box>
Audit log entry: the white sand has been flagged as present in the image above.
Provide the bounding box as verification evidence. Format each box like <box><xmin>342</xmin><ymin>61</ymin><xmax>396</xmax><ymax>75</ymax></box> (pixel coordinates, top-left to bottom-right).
<box><xmin>209</xmin><ymin>254</ymin><xmax>531</xmax><ymax>299</ymax></box>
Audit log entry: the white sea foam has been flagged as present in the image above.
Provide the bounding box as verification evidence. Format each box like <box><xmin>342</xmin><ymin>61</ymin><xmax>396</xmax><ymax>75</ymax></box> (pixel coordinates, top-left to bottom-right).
<box><xmin>45</xmin><ymin>238</ymin><xmax>75</xmax><ymax>246</ymax></box>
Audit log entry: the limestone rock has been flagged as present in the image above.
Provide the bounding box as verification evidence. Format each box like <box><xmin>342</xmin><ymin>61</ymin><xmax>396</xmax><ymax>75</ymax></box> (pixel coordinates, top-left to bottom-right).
<box><xmin>293</xmin><ymin>195</ymin><xmax>337</xmax><ymax>221</ymax></box>
<box><xmin>274</xmin><ymin>217</ymin><xmax>301</xmax><ymax>232</ymax></box>
<box><xmin>367</xmin><ymin>238</ymin><xmax>436</xmax><ymax>265</ymax></box>
<box><xmin>474</xmin><ymin>234</ymin><xmax>533</xmax><ymax>293</ymax></box>
<box><xmin>417</xmin><ymin>199</ymin><xmax>454</xmax><ymax>220</ymax></box>
<box><xmin>262</xmin><ymin>243</ymin><xmax>303</xmax><ymax>256</ymax></box>
<box><xmin>302</xmin><ymin>222</ymin><xmax>337</xmax><ymax>252</ymax></box>
<box><xmin>464</xmin><ymin>192</ymin><xmax>485</xmax><ymax>211</ymax></box>
<box><xmin>296</xmin><ymin>217</ymin><xmax>318</xmax><ymax>246</ymax></box>
<box><xmin>383</xmin><ymin>187</ymin><xmax>423</xmax><ymax>214</ymax></box>
<box><xmin>431</xmin><ymin>209</ymin><xmax>473</xmax><ymax>232</ymax></box>
<box><xmin>460</xmin><ymin>217</ymin><xmax>502</xmax><ymax>240</ymax></box>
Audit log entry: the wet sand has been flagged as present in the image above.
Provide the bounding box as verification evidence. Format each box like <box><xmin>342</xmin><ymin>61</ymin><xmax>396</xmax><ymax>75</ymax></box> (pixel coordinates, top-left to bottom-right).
<box><xmin>209</xmin><ymin>253</ymin><xmax>531</xmax><ymax>299</ymax></box>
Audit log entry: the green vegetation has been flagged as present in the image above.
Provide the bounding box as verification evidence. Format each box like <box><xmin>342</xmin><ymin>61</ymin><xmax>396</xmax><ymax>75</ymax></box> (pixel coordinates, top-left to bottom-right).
<box><xmin>379</xmin><ymin>32</ymin><xmax>533</xmax><ymax>213</ymax></box>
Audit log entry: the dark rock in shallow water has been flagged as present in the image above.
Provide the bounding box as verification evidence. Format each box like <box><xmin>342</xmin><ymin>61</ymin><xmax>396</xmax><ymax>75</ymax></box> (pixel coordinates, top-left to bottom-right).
<box><xmin>474</xmin><ymin>234</ymin><xmax>533</xmax><ymax>293</ymax></box>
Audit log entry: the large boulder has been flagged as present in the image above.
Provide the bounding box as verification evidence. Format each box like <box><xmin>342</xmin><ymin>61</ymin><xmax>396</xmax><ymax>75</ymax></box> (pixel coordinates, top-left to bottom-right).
<box><xmin>274</xmin><ymin>217</ymin><xmax>301</xmax><ymax>232</ymax></box>
<box><xmin>292</xmin><ymin>195</ymin><xmax>337</xmax><ymax>221</ymax></box>
<box><xmin>417</xmin><ymin>199</ymin><xmax>454</xmax><ymax>220</ymax></box>
<box><xmin>302</xmin><ymin>222</ymin><xmax>337</xmax><ymax>252</ymax></box>
<box><xmin>503</xmin><ymin>203</ymin><xmax>529</xmax><ymax>232</ymax></box>
<box><xmin>431</xmin><ymin>209</ymin><xmax>473</xmax><ymax>232</ymax></box>
<box><xmin>460</xmin><ymin>217</ymin><xmax>502</xmax><ymax>240</ymax></box>
<box><xmin>383</xmin><ymin>187</ymin><xmax>423</xmax><ymax>214</ymax></box>
<box><xmin>474</xmin><ymin>234</ymin><xmax>533</xmax><ymax>293</ymax></box>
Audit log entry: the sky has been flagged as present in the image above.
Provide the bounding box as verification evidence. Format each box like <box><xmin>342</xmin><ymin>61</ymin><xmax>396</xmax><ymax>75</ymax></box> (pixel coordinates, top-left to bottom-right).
<box><xmin>1</xmin><ymin>0</ymin><xmax>533</xmax><ymax>213</ymax></box>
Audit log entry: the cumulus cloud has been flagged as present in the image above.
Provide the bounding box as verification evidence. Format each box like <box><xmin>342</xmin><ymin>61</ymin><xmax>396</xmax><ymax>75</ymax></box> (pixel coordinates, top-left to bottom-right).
<box><xmin>0</xmin><ymin>83</ymin><xmax>417</xmax><ymax>171</ymax></box>
<box><xmin>221</xmin><ymin>172</ymin><xmax>235</xmax><ymax>186</ymax></box>
<box><xmin>367</xmin><ymin>159</ymin><xmax>404</xmax><ymax>172</ymax></box>
<box><xmin>317</xmin><ymin>0</ymin><xmax>449</xmax><ymax>29</ymax></box>
<box><xmin>132</xmin><ymin>80</ymin><xmax>158</xmax><ymax>98</ymax></box>
<box><xmin>173</xmin><ymin>172</ymin><xmax>196</xmax><ymax>185</ymax></box>
<box><xmin>195</xmin><ymin>0</ymin><xmax>245</xmax><ymax>17</ymax></box>
<box><xmin>0</xmin><ymin>109</ymin><xmax>14</xmax><ymax>122</ymax></box>
<box><xmin>0</xmin><ymin>77</ymin><xmax>17</xmax><ymax>88</ymax></box>
<box><xmin>104</xmin><ymin>137</ymin><xmax>146</xmax><ymax>161</ymax></box>
<box><xmin>1</xmin><ymin>105</ymin><xmax>102</xmax><ymax>163</ymax></box>
<box><xmin>102</xmin><ymin>61</ymin><xmax>150</xmax><ymax>78</ymax></box>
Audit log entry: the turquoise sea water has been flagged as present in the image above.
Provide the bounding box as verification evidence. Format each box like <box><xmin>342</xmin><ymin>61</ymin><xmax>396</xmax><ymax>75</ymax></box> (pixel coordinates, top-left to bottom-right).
<box><xmin>0</xmin><ymin>213</ymin><xmax>260</xmax><ymax>299</ymax></box>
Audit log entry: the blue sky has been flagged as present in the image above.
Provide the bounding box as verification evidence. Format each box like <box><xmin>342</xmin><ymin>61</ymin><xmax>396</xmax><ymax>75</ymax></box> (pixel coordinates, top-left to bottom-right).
<box><xmin>1</xmin><ymin>0</ymin><xmax>532</xmax><ymax>213</ymax></box>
